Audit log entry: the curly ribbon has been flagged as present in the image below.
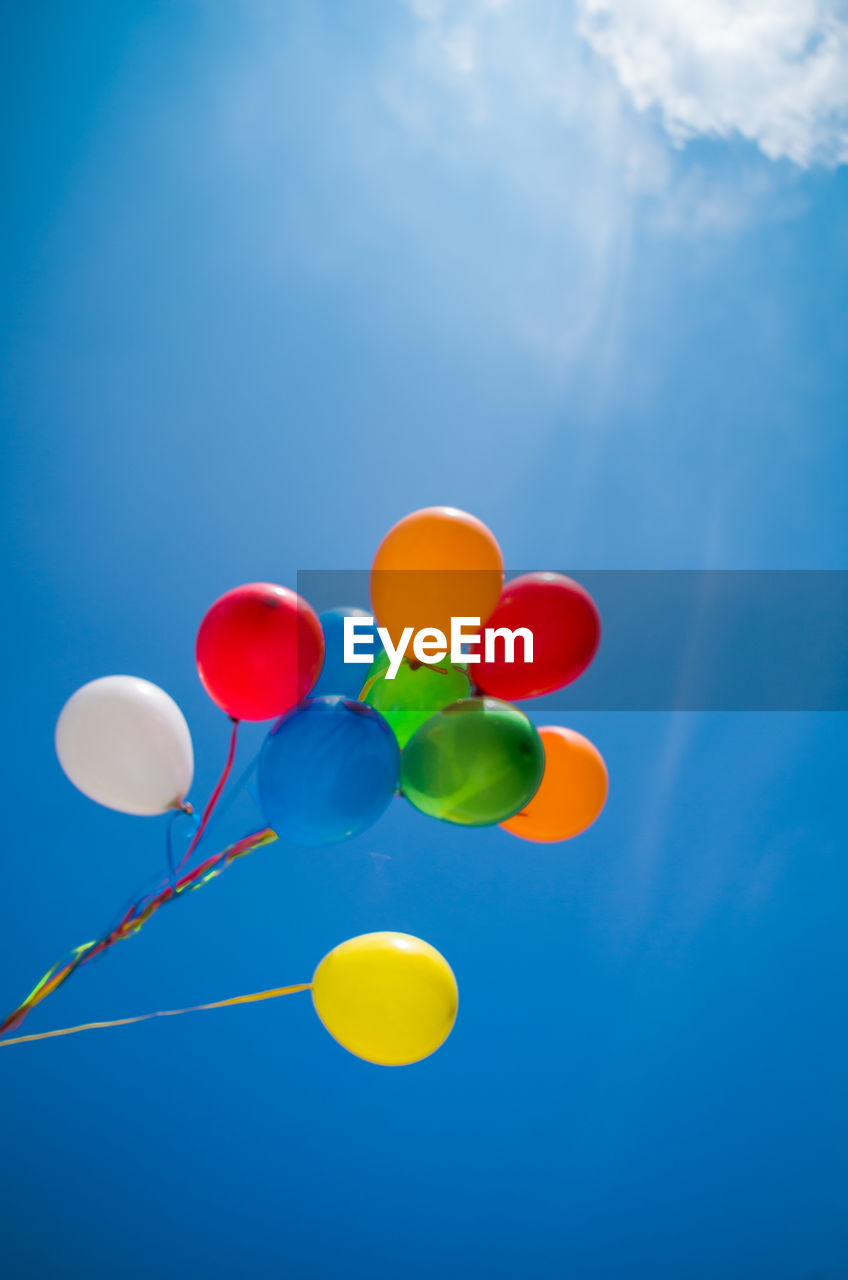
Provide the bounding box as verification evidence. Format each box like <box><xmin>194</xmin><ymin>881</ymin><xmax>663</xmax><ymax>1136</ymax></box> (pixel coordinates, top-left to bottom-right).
<box><xmin>0</xmin><ymin>983</ymin><xmax>311</xmax><ymax>1048</ymax></box>
<box><xmin>0</xmin><ymin>719</ymin><xmax>279</xmax><ymax>1043</ymax></box>
<box><xmin>0</xmin><ymin>826</ymin><xmax>278</xmax><ymax>1039</ymax></box>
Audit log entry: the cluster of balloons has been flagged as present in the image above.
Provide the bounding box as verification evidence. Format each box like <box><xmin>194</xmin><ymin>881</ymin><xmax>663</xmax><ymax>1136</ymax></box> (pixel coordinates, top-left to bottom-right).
<box><xmin>50</xmin><ymin>505</ymin><xmax>608</xmax><ymax>1064</ymax></box>
<box><xmin>259</xmin><ymin>505</ymin><xmax>607</xmax><ymax>843</ymax></box>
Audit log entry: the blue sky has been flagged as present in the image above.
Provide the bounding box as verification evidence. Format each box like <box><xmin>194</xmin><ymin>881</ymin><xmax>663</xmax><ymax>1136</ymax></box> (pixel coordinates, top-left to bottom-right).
<box><xmin>1</xmin><ymin>3</ymin><xmax>847</xmax><ymax>1278</ymax></box>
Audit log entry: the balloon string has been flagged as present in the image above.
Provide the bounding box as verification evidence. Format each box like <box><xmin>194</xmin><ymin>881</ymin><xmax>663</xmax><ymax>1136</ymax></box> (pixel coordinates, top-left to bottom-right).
<box><xmin>176</xmin><ymin>719</ymin><xmax>240</xmax><ymax>873</ymax></box>
<box><xmin>0</xmin><ymin>826</ymin><xmax>278</xmax><ymax>1038</ymax></box>
<box><xmin>0</xmin><ymin>722</ymin><xmax>262</xmax><ymax>1042</ymax></box>
<box><xmin>0</xmin><ymin>983</ymin><xmax>311</xmax><ymax>1048</ymax></box>
<box><xmin>195</xmin><ymin>748</ymin><xmax>262</xmax><ymax>843</ymax></box>
<box><xmin>166</xmin><ymin>808</ymin><xmax>199</xmax><ymax>891</ymax></box>
<box><xmin>358</xmin><ymin>670</ymin><xmax>381</xmax><ymax>701</ymax></box>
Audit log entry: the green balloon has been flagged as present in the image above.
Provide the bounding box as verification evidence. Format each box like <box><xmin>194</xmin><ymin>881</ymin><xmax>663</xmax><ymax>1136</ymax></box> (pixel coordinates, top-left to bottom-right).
<box><xmin>360</xmin><ymin>651</ymin><xmax>471</xmax><ymax>749</ymax></box>
<box><xmin>400</xmin><ymin>697</ymin><xmax>544</xmax><ymax>827</ymax></box>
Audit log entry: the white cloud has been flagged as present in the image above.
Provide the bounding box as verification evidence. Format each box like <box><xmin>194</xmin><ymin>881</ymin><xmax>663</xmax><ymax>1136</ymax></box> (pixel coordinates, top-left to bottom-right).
<box><xmin>577</xmin><ymin>0</ymin><xmax>848</xmax><ymax>167</ymax></box>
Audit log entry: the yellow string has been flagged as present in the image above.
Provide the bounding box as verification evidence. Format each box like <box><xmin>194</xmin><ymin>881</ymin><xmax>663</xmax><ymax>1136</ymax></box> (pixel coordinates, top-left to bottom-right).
<box><xmin>0</xmin><ymin>983</ymin><xmax>312</xmax><ymax>1047</ymax></box>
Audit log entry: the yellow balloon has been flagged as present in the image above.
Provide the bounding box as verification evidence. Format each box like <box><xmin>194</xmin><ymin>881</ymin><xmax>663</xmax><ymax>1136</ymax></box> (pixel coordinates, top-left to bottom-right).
<box><xmin>311</xmin><ymin>932</ymin><xmax>458</xmax><ymax>1066</ymax></box>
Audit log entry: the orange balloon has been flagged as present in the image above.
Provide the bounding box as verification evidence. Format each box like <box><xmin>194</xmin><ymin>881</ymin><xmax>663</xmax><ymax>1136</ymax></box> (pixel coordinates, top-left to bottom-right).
<box><xmin>500</xmin><ymin>726</ymin><xmax>608</xmax><ymax>842</ymax></box>
<box><xmin>370</xmin><ymin>506</ymin><xmax>504</xmax><ymax>644</ymax></box>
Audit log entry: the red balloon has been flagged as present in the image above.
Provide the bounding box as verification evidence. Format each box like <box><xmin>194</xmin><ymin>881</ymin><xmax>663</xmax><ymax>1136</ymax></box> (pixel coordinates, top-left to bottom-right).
<box><xmin>196</xmin><ymin>583</ymin><xmax>324</xmax><ymax>721</ymax></box>
<box><xmin>473</xmin><ymin>573</ymin><xmax>600</xmax><ymax>700</ymax></box>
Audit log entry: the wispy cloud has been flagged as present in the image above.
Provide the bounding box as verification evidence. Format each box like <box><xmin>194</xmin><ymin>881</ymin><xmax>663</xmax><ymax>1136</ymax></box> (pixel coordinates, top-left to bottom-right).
<box><xmin>382</xmin><ymin>0</ymin><xmax>653</xmax><ymax>366</ymax></box>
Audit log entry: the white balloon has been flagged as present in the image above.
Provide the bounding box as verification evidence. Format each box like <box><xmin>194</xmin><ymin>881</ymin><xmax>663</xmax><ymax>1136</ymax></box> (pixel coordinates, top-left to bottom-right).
<box><xmin>55</xmin><ymin>676</ymin><xmax>194</xmax><ymax>816</ymax></box>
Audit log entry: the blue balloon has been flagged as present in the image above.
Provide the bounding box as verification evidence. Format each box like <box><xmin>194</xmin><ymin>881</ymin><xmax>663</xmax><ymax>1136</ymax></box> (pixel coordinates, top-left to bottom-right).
<box><xmin>311</xmin><ymin>607</ymin><xmax>381</xmax><ymax>700</ymax></box>
<box><xmin>258</xmin><ymin>696</ymin><xmax>399</xmax><ymax>845</ymax></box>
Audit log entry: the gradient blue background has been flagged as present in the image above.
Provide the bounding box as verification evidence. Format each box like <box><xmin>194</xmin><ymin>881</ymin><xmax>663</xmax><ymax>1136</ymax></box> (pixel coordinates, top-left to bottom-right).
<box><xmin>1</xmin><ymin>4</ymin><xmax>846</xmax><ymax>1278</ymax></box>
